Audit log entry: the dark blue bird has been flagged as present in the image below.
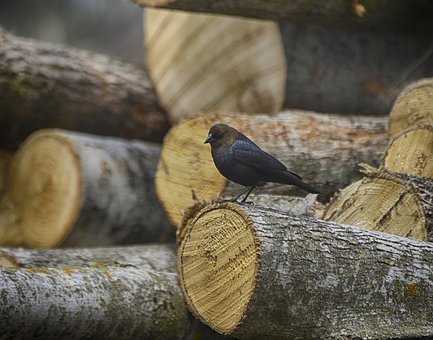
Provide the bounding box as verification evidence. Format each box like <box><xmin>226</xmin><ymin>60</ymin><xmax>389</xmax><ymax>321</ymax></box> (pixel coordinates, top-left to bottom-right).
<box><xmin>204</xmin><ymin>123</ymin><xmax>319</xmax><ymax>202</ymax></box>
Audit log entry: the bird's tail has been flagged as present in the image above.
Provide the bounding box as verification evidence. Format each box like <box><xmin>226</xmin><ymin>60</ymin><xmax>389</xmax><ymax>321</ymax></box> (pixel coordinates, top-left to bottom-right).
<box><xmin>278</xmin><ymin>171</ymin><xmax>321</xmax><ymax>194</ymax></box>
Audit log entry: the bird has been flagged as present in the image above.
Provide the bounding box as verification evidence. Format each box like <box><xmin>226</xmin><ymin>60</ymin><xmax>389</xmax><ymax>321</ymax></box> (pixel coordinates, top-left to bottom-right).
<box><xmin>204</xmin><ymin>123</ymin><xmax>320</xmax><ymax>202</ymax></box>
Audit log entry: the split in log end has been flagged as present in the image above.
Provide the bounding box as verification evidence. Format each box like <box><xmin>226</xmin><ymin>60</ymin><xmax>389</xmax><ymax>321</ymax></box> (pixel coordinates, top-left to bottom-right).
<box><xmin>178</xmin><ymin>202</ymin><xmax>257</xmax><ymax>334</ymax></box>
<box><xmin>1</xmin><ymin>130</ymin><xmax>81</xmax><ymax>247</ymax></box>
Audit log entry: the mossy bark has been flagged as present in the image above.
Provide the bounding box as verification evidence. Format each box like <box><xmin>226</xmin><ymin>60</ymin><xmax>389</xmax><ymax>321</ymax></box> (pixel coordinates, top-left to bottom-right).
<box><xmin>0</xmin><ymin>29</ymin><xmax>169</xmax><ymax>149</ymax></box>
<box><xmin>179</xmin><ymin>202</ymin><xmax>433</xmax><ymax>339</ymax></box>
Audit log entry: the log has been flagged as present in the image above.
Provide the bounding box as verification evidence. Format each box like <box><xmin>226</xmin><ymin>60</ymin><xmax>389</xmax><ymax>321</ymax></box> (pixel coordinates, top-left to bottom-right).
<box><xmin>156</xmin><ymin>111</ymin><xmax>388</xmax><ymax>226</ymax></box>
<box><xmin>389</xmin><ymin>78</ymin><xmax>433</xmax><ymax>137</ymax></box>
<box><xmin>145</xmin><ymin>9</ymin><xmax>286</xmax><ymax>122</ymax></box>
<box><xmin>323</xmin><ymin>164</ymin><xmax>433</xmax><ymax>241</ymax></box>
<box><xmin>144</xmin><ymin>10</ymin><xmax>433</xmax><ymax>117</ymax></box>
<box><xmin>383</xmin><ymin>125</ymin><xmax>433</xmax><ymax>178</ymax></box>
<box><xmin>0</xmin><ymin>129</ymin><xmax>172</xmax><ymax>248</ymax></box>
<box><xmin>178</xmin><ymin>202</ymin><xmax>433</xmax><ymax>339</ymax></box>
<box><xmin>177</xmin><ymin>194</ymin><xmax>323</xmax><ymax>245</ymax></box>
<box><xmin>0</xmin><ymin>244</ymin><xmax>229</xmax><ymax>340</ymax></box>
<box><xmin>134</xmin><ymin>0</ymin><xmax>433</xmax><ymax>31</ymax></box>
<box><xmin>279</xmin><ymin>23</ymin><xmax>433</xmax><ymax>115</ymax></box>
<box><xmin>0</xmin><ymin>29</ymin><xmax>169</xmax><ymax>149</ymax></box>
<box><xmin>324</xmin><ymin>124</ymin><xmax>433</xmax><ymax>240</ymax></box>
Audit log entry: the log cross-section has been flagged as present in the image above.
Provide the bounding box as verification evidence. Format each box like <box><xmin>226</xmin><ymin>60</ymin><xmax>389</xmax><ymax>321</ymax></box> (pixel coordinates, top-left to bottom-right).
<box><xmin>0</xmin><ymin>129</ymin><xmax>173</xmax><ymax>248</ymax></box>
<box><xmin>178</xmin><ymin>202</ymin><xmax>433</xmax><ymax>339</ymax></box>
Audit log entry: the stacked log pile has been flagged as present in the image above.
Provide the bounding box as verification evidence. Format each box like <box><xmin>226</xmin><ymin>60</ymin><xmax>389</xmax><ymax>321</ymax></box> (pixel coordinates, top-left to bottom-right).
<box><xmin>2</xmin><ymin>1</ymin><xmax>433</xmax><ymax>339</ymax></box>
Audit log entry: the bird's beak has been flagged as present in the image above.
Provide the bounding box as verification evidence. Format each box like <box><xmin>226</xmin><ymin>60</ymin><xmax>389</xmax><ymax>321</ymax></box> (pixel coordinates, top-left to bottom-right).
<box><xmin>204</xmin><ymin>134</ymin><xmax>212</xmax><ymax>144</ymax></box>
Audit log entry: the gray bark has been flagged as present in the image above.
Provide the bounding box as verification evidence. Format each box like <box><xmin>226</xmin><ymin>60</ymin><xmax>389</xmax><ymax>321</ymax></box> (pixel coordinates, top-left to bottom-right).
<box><xmin>0</xmin><ymin>29</ymin><xmax>169</xmax><ymax>149</ymax></box>
<box><xmin>239</xmin><ymin>205</ymin><xmax>433</xmax><ymax>339</ymax></box>
<box><xmin>187</xmin><ymin>203</ymin><xmax>433</xmax><ymax>339</ymax></box>
<box><xmin>133</xmin><ymin>0</ymin><xmax>433</xmax><ymax>31</ymax></box>
<box><xmin>0</xmin><ymin>244</ymin><xmax>229</xmax><ymax>340</ymax></box>
<box><xmin>280</xmin><ymin>23</ymin><xmax>433</xmax><ymax>115</ymax></box>
<box><xmin>54</xmin><ymin>130</ymin><xmax>173</xmax><ymax>247</ymax></box>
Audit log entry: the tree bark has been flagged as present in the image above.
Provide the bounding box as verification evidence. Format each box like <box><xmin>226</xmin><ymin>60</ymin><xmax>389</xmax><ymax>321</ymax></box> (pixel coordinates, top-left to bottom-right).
<box><xmin>0</xmin><ymin>129</ymin><xmax>172</xmax><ymax>248</ymax></box>
<box><xmin>389</xmin><ymin>78</ymin><xmax>433</xmax><ymax>137</ymax></box>
<box><xmin>156</xmin><ymin>111</ymin><xmax>387</xmax><ymax>226</ymax></box>
<box><xmin>177</xmin><ymin>194</ymin><xmax>322</xmax><ymax>245</ymax></box>
<box><xmin>134</xmin><ymin>0</ymin><xmax>433</xmax><ymax>31</ymax></box>
<box><xmin>0</xmin><ymin>29</ymin><xmax>170</xmax><ymax>149</ymax></box>
<box><xmin>178</xmin><ymin>202</ymin><xmax>433</xmax><ymax>339</ymax></box>
<box><xmin>279</xmin><ymin>23</ymin><xmax>433</xmax><ymax>115</ymax></box>
<box><xmin>0</xmin><ymin>244</ymin><xmax>230</xmax><ymax>340</ymax></box>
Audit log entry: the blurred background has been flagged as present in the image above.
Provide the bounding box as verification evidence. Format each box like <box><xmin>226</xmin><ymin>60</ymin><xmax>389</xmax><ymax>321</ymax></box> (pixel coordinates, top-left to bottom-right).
<box><xmin>0</xmin><ymin>0</ymin><xmax>144</xmax><ymax>65</ymax></box>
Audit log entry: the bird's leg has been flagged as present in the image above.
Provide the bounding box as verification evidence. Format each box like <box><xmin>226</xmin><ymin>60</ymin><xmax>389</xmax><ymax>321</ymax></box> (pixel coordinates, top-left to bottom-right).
<box><xmin>231</xmin><ymin>186</ymin><xmax>252</xmax><ymax>202</ymax></box>
<box><xmin>240</xmin><ymin>186</ymin><xmax>256</xmax><ymax>203</ymax></box>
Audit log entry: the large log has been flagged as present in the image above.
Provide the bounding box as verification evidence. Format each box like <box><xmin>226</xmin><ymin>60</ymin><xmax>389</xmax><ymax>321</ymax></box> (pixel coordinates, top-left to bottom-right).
<box><xmin>145</xmin><ymin>9</ymin><xmax>286</xmax><ymax>122</ymax></box>
<box><xmin>0</xmin><ymin>244</ymin><xmax>229</xmax><ymax>340</ymax></box>
<box><xmin>0</xmin><ymin>29</ymin><xmax>169</xmax><ymax>149</ymax></box>
<box><xmin>156</xmin><ymin>111</ymin><xmax>387</xmax><ymax>226</ymax></box>
<box><xmin>135</xmin><ymin>0</ymin><xmax>433</xmax><ymax>31</ymax></box>
<box><xmin>178</xmin><ymin>202</ymin><xmax>433</xmax><ymax>339</ymax></box>
<box><xmin>0</xmin><ymin>129</ymin><xmax>172</xmax><ymax>248</ymax></box>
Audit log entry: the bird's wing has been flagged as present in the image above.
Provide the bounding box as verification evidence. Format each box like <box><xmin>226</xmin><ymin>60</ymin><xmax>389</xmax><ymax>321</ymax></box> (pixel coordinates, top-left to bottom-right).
<box><xmin>230</xmin><ymin>138</ymin><xmax>302</xmax><ymax>180</ymax></box>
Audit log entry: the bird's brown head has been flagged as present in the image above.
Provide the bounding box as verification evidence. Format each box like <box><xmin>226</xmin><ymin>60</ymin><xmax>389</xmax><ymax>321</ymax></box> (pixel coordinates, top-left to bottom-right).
<box><xmin>204</xmin><ymin>124</ymin><xmax>238</xmax><ymax>147</ymax></box>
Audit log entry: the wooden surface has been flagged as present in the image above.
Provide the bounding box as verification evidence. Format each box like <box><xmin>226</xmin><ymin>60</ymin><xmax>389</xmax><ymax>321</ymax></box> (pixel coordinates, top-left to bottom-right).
<box><xmin>145</xmin><ymin>9</ymin><xmax>286</xmax><ymax>122</ymax></box>
<box><xmin>179</xmin><ymin>202</ymin><xmax>433</xmax><ymax>339</ymax></box>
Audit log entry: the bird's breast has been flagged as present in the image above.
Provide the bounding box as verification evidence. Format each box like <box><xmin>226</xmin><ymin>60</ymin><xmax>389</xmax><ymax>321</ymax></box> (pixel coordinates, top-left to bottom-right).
<box><xmin>211</xmin><ymin>147</ymin><xmax>262</xmax><ymax>186</ymax></box>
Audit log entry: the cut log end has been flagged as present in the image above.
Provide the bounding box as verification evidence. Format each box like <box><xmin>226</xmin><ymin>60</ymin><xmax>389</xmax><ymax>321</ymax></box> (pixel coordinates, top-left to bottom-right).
<box><xmin>178</xmin><ymin>202</ymin><xmax>433</xmax><ymax>339</ymax></box>
<box><xmin>179</xmin><ymin>202</ymin><xmax>257</xmax><ymax>334</ymax></box>
<box><xmin>323</xmin><ymin>167</ymin><xmax>427</xmax><ymax>241</ymax></box>
<box><xmin>5</xmin><ymin>131</ymin><xmax>81</xmax><ymax>247</ymax></box>
<box><xmin>156</xmin><ymin>118</ymin><xmax>227</xmax><ymax>225</ymax></box>
<box><xmin>389</xmin><ymin>79</ymin><xmax>433</xmax><ymax>137</ymax></box>
<box><xmin>384</xmin><ymin>125</ymin><xmax>433</xmax><ymax>178</ymax></box>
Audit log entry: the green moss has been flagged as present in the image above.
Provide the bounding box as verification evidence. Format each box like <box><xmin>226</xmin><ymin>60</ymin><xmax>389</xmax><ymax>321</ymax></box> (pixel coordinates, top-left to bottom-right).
<box><xmin>9</xmin><ymin>73</ymin><xmax>32</xmax><ymax>98</ymax></box>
